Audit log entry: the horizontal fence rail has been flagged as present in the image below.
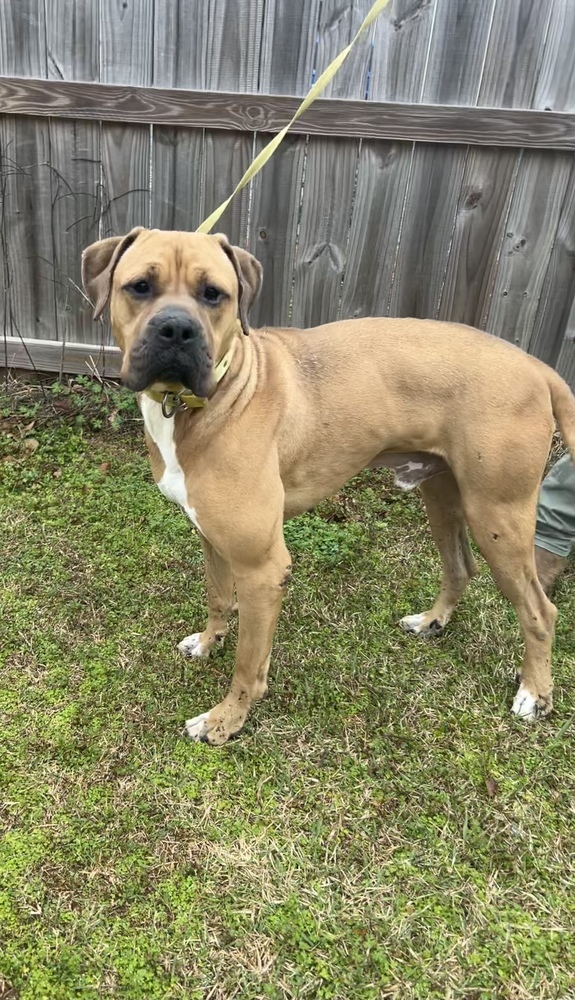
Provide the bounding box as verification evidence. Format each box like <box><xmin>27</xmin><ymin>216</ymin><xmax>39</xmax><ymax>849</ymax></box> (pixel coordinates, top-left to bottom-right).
<box><xmin>1</xmin><ymin>77</ymin><xmax>575</xmax><ymax>150</ymax></box>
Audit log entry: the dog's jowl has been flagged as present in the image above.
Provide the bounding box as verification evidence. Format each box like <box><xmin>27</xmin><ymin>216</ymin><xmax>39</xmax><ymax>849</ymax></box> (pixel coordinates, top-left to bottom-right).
<box><xmin>82</xmin><ymin>228</ymin><xmax>575</xmax><ymax>745</ymax></box>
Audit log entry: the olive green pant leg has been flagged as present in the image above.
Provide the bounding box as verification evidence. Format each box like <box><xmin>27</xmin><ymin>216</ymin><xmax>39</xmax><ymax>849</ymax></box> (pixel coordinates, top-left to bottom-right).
<box><xmin>535</xmin><ymin>454</ymin><xmax>575</xmax><ymax>558</ymax></box>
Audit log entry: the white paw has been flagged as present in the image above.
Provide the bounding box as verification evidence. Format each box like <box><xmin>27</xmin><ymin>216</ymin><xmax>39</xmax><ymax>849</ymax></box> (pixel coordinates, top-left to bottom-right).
<box><xmin>178</xmin><ymin>633</ymin><xmax>210</xmax><ymax>658</ymax></box>
<box><xmin>511</xmin><ymin>684</ymin><xmax>538</xmax><ymax>721</ymax></box>
<box><xmin>400</xmin><ymin>612</ymin><xmax>426</xmax><ymax>633</ymax></box>
<box><xmin>399</xmin><ymin>613</ymin><xmax>443</xmax><ymax>636</ymax></box>
<box><xmin>184</xmin><ymin>712</ymin><xmax>210</xmax><ymax>741</ymax></box>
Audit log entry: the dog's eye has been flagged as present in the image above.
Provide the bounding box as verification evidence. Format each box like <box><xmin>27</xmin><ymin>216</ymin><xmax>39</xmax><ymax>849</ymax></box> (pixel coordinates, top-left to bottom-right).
<box><xmin>202</xmin><ymin>285</ymin><xmax>224</xmax><ymax>305</ymax></box>
<box><xmin>128</xmin><ymin>279</ymin><xmax>152</xmax><ymax>297</ymax></box>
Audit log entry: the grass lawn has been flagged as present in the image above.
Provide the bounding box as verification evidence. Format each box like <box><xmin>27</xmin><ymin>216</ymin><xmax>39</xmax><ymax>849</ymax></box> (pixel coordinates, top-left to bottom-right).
<box><xmin>1</xmin><ymin>379</ymin><xmax>574</xmax><ymax>1000</ymax></box>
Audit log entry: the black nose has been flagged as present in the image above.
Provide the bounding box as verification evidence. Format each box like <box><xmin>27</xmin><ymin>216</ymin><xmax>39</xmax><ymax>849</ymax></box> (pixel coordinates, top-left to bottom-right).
<box><xmin>148</xmin><ymin>308</ymin><xmax>202</xmax><ymax>346</ymax></box>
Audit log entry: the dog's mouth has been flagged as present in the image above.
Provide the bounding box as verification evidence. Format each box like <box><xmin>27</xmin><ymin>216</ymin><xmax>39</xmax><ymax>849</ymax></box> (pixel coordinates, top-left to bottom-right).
<box><xmin>122</xmin><ymin>311</ymin><xmax>213</xmax><ymax>396</ymax></box>
<box><xmin>122</xmin><ymin>347</ymin><xmax>212</xmax><ymax>396</ymax></box>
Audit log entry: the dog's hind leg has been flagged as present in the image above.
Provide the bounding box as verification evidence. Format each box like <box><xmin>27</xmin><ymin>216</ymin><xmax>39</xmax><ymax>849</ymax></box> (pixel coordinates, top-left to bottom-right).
<box><xmin>178</xmin><ymin>538</ymin><xmax>235</xmax><ymax>658</ymax></box>
<box><xmin>464</xmin><ymin>494</ymin><xmax>557</xmax><ymax>721</ymax></box>
<box><xmin>400</xmin><ymin>469</ymin><xmax>477</xmax><ymax>637</ymax></box>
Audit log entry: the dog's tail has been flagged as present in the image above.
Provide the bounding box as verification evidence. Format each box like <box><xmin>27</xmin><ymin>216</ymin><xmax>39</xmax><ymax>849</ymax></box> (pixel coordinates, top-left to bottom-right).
<box><xmin>546</xmin><ymin>367</ymin><xmax>575</xmax><ymax>461</ymax></box>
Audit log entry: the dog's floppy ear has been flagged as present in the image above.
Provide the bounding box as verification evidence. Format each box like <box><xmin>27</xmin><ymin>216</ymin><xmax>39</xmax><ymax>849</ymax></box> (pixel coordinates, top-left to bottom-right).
<box><xmin>214</xmin><ymin>234</ymin><xmax>263</xmax><ymax>335</ymax></box>
<box><xmin>82</xmin><ymin>227</ymin><xmax>145</xmax><ymax>320</ymax></box>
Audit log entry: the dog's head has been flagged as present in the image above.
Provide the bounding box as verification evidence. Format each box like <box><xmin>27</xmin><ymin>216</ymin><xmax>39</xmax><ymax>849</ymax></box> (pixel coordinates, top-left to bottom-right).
<box><xmin>81</xmin><ymin>228</ymin><xmax>263</xmax><ymax>396</ymax></box>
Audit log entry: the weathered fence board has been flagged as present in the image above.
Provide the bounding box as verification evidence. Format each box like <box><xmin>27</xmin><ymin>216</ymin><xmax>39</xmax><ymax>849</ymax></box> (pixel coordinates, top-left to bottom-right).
<box><xmin>363</xmin><ymin>0</ymin><xmax>492</xmax><ymax>324</ymax></box>
<box><xmin>291</xmin><ymin>135</ymin><xmax>360</xmax><ymax>328</ymax></box>
<box><xmin>484</xmin><ymin>152</ymin><xmax>573</xmax><ymax>346</ymax></box>
<box><xmin>436</xmin><ymin>148</ymin><xmax>519</xmax><ymax>327</ymax></box>
<box><xmin>248</xmin><ymin>0</ymin><xmax>320</xmax><ymax>326</ymax></box>
<box><xmin>369</xmin><ymin>0</ymin><xmax>436</xmax><ymax>104</ymax></box>
<box><xmin>0</xmin><ymin>1</ymin><xmax>55</xmax><ymax>345</ymax></box>
<box><xmin>248</xmin><ymin>135</ymin><xmax>307</xmax><ymax>329</ymax></box>
<box><xmin>3</xmin><ymin>336</ymin><xmax>121</xmax><ymax>377</ymax></box>
<box><xmin>291</xmin><ymin>1</ymin><xmax>375</xmax><ymax>328</ymax></box>
<box><xmin>150</xmin><ymin>127</ymin><xmax>204</xmax><ymax>232</ymax></box>
<box><xmin>152</xmin><ymin>0</ymin><xmax>265</xmax><ymax>242</ymax></box>
<box><xmin>99</xmin><ymin>0</ymin><xmax>153</xmax><ymax>261</ymax></box>
<box><xmin>258</xmin><ymin>0</ymin><xmax>322</xmax><ymax>97</ymax></box>
<box><xmin>339</xmin><ymin>139</ymin><xmax>412</xmax><ymax>321</ymax></box>
<box><xmin>3</xmin><ymin>78</ymin><xmax>575</xmax><ymax>149</ymax></box>
<box><xmin>46</xmin><ymin>0</ymin><xmax>100</xmax><ymax>346</ymax></box>
<box><xmin>477</xmin><ymin>0</ymin><xmax>552</xmax><ymax>109</ymax></box>
<box><xmin>0</xmin><ymin>119</ymin><xmax>57</xmax><ymax>342</ymax></box>
<box><xmin>314</xmin><ymin>0</ymin><xmax>374</xmax><ymax>101</ymax></box>
<box><xmin>529</xmin><ymin>164</ymin><xmax>575</xmax><ymax>368</ymax></box>
<box><xmin>534</xmin><ymin>1</ymin><xmax>575</xmax><ymax>113</ymax></box>
<box><xmin>388</xmin><ymin>144</ymin><xmax>470</xmax><ymax>319</ymax></box>
<box><xmin>421</xmin><ymin>0</ymin><xmax>497</xmax><ymax>106</ymax></box>
<box><xmin>340</xmin><ymin>0</ymin><xmax>430</xmax><ymax>324</ymax></box>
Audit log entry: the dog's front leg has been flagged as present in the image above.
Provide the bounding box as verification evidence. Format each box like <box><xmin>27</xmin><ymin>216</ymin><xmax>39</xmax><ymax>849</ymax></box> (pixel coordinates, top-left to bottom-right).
<box><xmin>178</xmin><ymin>538</ymin><xmax>234</xmax><ymax>659</ymax></box>
<box><xmin>185</xmin><ymin>538</ymin><xmax>291</xmax><ymax>745</ymax></box>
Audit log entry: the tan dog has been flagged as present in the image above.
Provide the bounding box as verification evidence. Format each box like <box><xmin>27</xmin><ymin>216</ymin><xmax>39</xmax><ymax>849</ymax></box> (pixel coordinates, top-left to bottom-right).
<box><xmin>82</xmin><ymin>227</ymin><xmax>575</xmax><ymax>745</ymax></box>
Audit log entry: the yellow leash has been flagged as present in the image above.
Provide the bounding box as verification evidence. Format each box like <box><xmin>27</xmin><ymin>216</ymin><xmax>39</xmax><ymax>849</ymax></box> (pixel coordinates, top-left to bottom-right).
<box><xmin>196</xmin><ymin>0</ymin><xmax>392</xmax><ymax>235</ymax></box>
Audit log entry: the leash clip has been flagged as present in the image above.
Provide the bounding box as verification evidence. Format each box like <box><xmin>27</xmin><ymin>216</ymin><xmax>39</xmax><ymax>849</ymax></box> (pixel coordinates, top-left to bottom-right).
<box><xmin>161</xmin><ymin>392</ymin><xmax>186</xmax><ymax>419</ymax></box>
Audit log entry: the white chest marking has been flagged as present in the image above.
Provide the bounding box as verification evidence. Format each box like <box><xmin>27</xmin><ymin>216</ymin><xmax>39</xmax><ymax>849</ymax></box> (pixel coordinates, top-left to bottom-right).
<box><xmin>140</xmin><ymin>395</ymin><xmax>203</xmax><ymax>533</ymax></box>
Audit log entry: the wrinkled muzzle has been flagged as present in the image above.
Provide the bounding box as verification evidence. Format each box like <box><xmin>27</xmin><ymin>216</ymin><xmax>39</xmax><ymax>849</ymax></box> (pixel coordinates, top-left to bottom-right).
<box><xmin>122</xmin><ymin>307</ymin><xmax>213</xmax><ymax>396</ymax></box>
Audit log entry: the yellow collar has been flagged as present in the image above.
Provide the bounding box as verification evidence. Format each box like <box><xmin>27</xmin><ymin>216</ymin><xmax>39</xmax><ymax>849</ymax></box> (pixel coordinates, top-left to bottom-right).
<box><xmin>144</xmin><ymin>347</ymin><xmax>234</xmax><ymax>415</ymax></box>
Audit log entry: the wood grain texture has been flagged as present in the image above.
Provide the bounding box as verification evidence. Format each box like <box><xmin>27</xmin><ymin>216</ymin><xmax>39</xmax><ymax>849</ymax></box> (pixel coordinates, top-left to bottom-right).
<box><xmin>478</xmin><ymin>0</ymin><xmax>552</xmax><ymax>108</ymax></box>
<box><xmin>291</xmin><ymin>136</ymin><xmax>360</xmax><ymax>328</ymax></box>
<box><xmin>46</xmin><ymin>0</ymin><xmax>101</xmax><ymax>345</ymax></box>
<box><xmin>527</xmin><ymin>3</ymin><xmax>575</xmax><ymax>367</ymax></box>
<box><xmin>248</xmin><ymin>135</ymin><xmax>307</xmax><ymax>327</ymax></box>
<box><xmin>2</xmin><ymin>78</ymin><xmax>575</xmax><ymax>149</ymax></box>
<box><xmin>475</xmin><ymin>1</ymin><xmax>573</xmax><ymax>350</ymax></box>
<box><xmin>414</xmin><ymin>0</ymin><xmax>517</xmax><ymax>328</ymax></box>
<box><xmin>528</xmin><ymin>163</ymin><xmax>575</xmax><ymax>366</ymax></box>
<box><xmin>100</xmin><ymin>0</ymin><xmax>155</xmax><ymax>87</ymax></box>
<box><xmin>534</xmin><ymin>1</ymin><xmax>575</xmax><ymax>112</ymax></box>
<box><xmin>484</xmin><ymin>151</ymin><xmax>573</xmax><ymax>347</ymax></box>
<box><xmin>421</xmin><ymin>0</ymin><xmax>496</xmax><ymax>106</ymax></box>
<box><xmin>150</xmin><ymin>2</ymin><xmax>204</xmax><ymax>234</ymax></box>
<box><xmin>100</xmin><ymin>123</ymin><xmax>151</xmax><ymax>237</ymax></box>
<box><xmin>387</xmin><ymin>143</ymin><xmax>470</xmax><ymax>319</ymax></box>
<box><xmin>150</xmin><ymin>127</ymin><xmax>204</xmax><ymax>231</ymax></box>
<box><xmin>201</xmin><ymin>131</ymin><xmax>256</xmax><ymax>246</ymax></box>
<box><xmin>2</xmin><ymin>118</ymin><xmax>57</xmax><ymax>341</ymax></box>
<box><xmin>369</xmin><ymin>0</ymin><xmax>436</xmax><ymax>102</ymax></box>
<box><xmin>0</xmin><ymin>3</ymin><xmax>55</xmax><ymax>343</ymax></box>
<box><xmin>187</xmin><ymin>2</ymin><xmax>265</xmax><ymax>247</ymax></box>
<box><xmin>436</xmin><ymin>148</ymin><xmax>519</xmax><ymax>326</ymax></box>
<box><xmin>314</xmin><ymin>0</ymin><xmax>375</xmax><ymax>100</ymax></box>
<box><xmin>45</xmin><ymin>0</ymin><xmax>99</xmax><ymax>82</ymax></box>
<box><xmin>48</xmin><ymin>121</ymin><xmax>103</xmax><ymax>344</ymax></box>
<box><xmin>153</xmin><ymin>0</ymin><xmax>265</xmax><ymax>92</ymax></box>
<box><xmin>357</xmin><ymin>0</ymin><xmax>496</xmax><ymax>323</ymax></box>
<box><xmin>290</xmin><ymin>2</ymin><xmax>376</xmax><ymax>327</ymax></box>
<box><xmin>0</xmin><ymin>0</ymin><xmax>47</xmax><ymax>76</ymax></box>
<box><xmin>2</xmin><ymin>336</ymin><xmax>121</xmax><ymax>377</ymax></box>
<box><xmin>340</xmin><ymin>0</ymin><xmax>433</xmax><ymax>321</ymax></box>
<box><xmin>151</xmin><ymin>1</ymin><xmax>264</xmax><ymax>238</ymax></box>
<box><xmin>339</xmin><ymin>139</ymin><xmax>414</xmax><ymax>319</ymax></box>
<box><xmin>99</xmin><ymin>0</ymin><xmax>153</xmax><ymax>267</ymax></box>
<box><xmin>251</xmin><ymin>0</ymin><xmax>320</xmax><ymax>326</ymax></box>
<box><xmin>259</xmin><ymin>0</ymin><xmax>321</xmax><ymax>97</ymax></box>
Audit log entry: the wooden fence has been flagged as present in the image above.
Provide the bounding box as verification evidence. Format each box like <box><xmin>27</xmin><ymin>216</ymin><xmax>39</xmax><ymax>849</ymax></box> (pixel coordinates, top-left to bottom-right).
<box><xmin>1</xmin><ymin>0</ymin><xmax>575</xmax><ymax>389</ymax></box>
